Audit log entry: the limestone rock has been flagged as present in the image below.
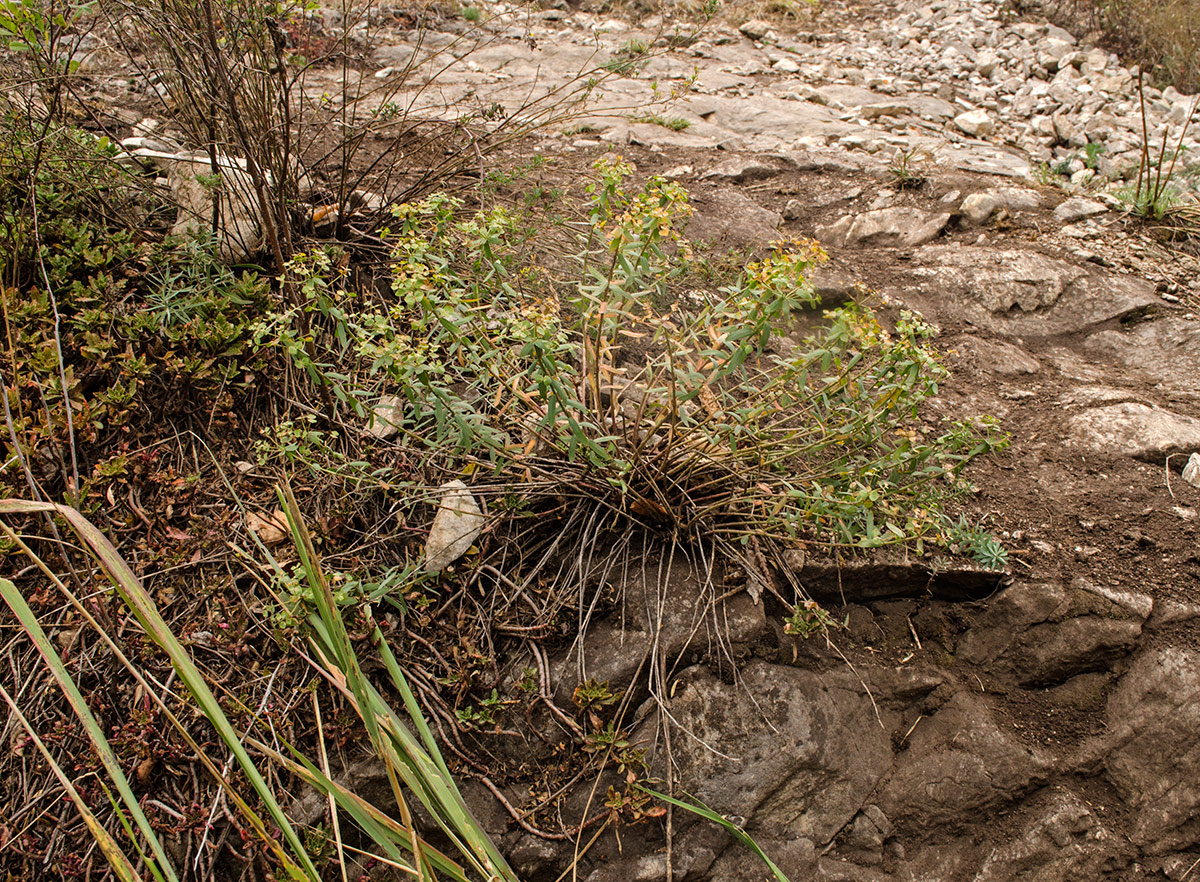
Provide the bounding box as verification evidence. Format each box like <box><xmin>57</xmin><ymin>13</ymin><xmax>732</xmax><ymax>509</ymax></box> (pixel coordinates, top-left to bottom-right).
<box><xmin>687</xmin><ymin>189</ymin><xmax>782</xmax><ymax>249</ymax></box>
<box><xmin>366</xmin><ymin>394</ymin><xmax>404</xmax><ymax>440</ymax></box>
<box><xmin>1083</xmin><ymin>318</ymin><xmax>1200</xmax><ymax>396</ymax></box>
<box><xmin>704</xmin><ymin>835</ymin><xmax>818</xmax><ymax>882</ymax></box>
<box><xmin>908</xmin><ymin>246</ymin><xmax>1159</xmax><ymax>335</ymax></box>
<box><xmin>699</xmin><ymin>157</ymin><xmax>779</xmax><ymax>183</ymax></box>
<box><xmin>1068</xmin><ymin>402</ymin><xmax>1200</xmax><ymax>462</ymax></box>
<box><xmin>423</xmin><ymin>480</ymin><xmax>484</xmax><ymax>572</ymax></box>
<box><xmin>167</xmin><ymin>155</ymin><xmax>264</xmax><ymax>263</ymax></box>
<box><xmin>956</xmin><ymin>336</ymin><xmax>1041</xmax><ymax>376</ymax></box>
<box><xmin>958</xmin><ymin>187</ymin><xmax>1042</xmax><ymax>225</ymax></box>
<box><xmin>551</xmin><ymin>557</ymin><xmax>770</xmax><ymax>703</ymax></box>
<box><xmin>953</xmin><ymin>109</ymin><xmax>994</xmax><ymax>137</ymax></box>
<box><xmin>1054</xmin><ymin>197</ymin><xmax>1107</xmax><ymax>223</ymax></box>
<box><xmin>738</xmin><ymin>18</ymin><xmax>772</xmax><ymax>41</ymax></box>
<box><xmin>958</xmin><ymin>580</ymin><xmax>1144</xmax><ymax>686</ymax></box>
<box><xmin>818</xmin><ymin>207</ymin><xmax>949</xmax><ymax>248</ymax></box>
<box><xmin>1105</xmin><ymin>648</ymin><xmax>1200</xmax><ymax>852</ymax></box>
<box><xmin>974</xmin><ymin>788</ymin><xmax>1127</xmax><ymax>881</ymax></box>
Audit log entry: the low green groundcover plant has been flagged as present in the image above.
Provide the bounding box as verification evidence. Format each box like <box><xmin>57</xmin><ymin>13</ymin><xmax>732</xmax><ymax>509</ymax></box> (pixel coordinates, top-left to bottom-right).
<box><xmin>257</xmin><ymin>156</ymin><xmax>1006</xmax><ymax>565</ymax></box>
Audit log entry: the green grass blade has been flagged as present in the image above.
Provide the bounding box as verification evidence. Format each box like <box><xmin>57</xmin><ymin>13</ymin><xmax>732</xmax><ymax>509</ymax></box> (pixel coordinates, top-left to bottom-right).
<box><xmin>375</xmin><ymin>630</ymin><xmax>519</xmax><ymax>881</ymax></box>
<box><xmin>259</xmin><ymin>737</ymin><xmax>483</xmax><ymax>882</ymax></box>
<box><xmin>634</xmin><ymin>785</ymin><xmax>792</xmax><ymax>882</ymax></box>
<box><xmin>277</xmin><ymin>485</ymin><xmax>517</xmax><ymax>882</ymax></box>
<box><xmin>0</xmin><ymin>499</ymin><xmax>322</xmax><ymax>882</ymax></box>
<box><xmin>101</xmin><ymin>780</ymin><xmax>171</xmax><ymax>882</ymax></box>
<box><xmin>0</xmin><ymin>681</ymin><xmax>143</xmax><ymax>882</ymax></box>
<box><xmin>0</xmin><ymin>577</ymin><xmax>180</xmax><ymax>882</ymax></box>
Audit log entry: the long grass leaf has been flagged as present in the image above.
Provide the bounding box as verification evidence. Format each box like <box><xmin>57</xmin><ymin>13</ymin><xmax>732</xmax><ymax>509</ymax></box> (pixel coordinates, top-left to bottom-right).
<box><xmin>0</xmin><ymin>522</ymin><xmax>299</xmax><ymax>878</ymax></box>
<box><xmin>0</xmin><ymin>499</ymin><xmax>321</xmax><ymax>882</ymax></box>
<box><xmin>0</xmin><ymin>523</ymin><xmax>298</xmax><ymax>877</ymax></box>
<box><xmin>0</xmin><ymin>576</ymin><xmax>180</xmax><ymax>882</ymax></box>
<box><xmin>278</xmin><ymin>487</ymin><xmax>516</xmax><ymax>882</ymax></box>
<box><xmin>0</xmin><ymin>681</ymin><xmax>142</xmax><ymax>882</ymax></box>
<box><xmin>277</xmin><ymin>486</ymin><xmax>434</xmax><ymax>881</ymax></box>
<box><xmin>633</xmin><ymin>785</ymin><xmax>792</xmax><ymax>882</ymax></box>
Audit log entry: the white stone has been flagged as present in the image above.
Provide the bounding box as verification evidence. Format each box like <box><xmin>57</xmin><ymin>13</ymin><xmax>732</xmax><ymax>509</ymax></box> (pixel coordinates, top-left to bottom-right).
<box><xmin>167</xmin><ymin>155</ymin><xmax>263</xmax><ymax>264</ymax></box>
<box><xmin>954</xmin><ymin>109</ymin><xmax>994</xmax><ymax>137</ymax></box>
<box><xmin>1183</xmin><ymin>453</ymin><xmax>1200</xmax><ymax>489</ymax></box>
<box><xmin>424</xmin><ymin>481</ymin><xmax>485</xmax><ymax>572</ymax></box>
<box><xmin>738</xmin><ymin>18</ymin><xmax>772</xmax><ymax>41</ymax></box>
<box><xmin>1069</xmin><ymin>403</ymin><xmax>1200</xmax><ymax>462</ymax></box>
<box><xmin>367</xmin><ymin>394</ymin><xmax>405</xmax><ymax>440</ymax></box>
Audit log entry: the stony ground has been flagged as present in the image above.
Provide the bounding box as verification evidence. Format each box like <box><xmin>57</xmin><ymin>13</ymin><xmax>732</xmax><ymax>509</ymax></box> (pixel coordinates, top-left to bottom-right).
<box><xmin>89</xmin><ymin>0</ymin><xmax>1200</xmax><ymax>879</ymax></box>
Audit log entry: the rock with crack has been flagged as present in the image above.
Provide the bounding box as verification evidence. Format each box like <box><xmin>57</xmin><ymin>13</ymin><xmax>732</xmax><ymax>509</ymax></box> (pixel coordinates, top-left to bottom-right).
<box><xmin>957</xmin><ymin>578</ymin><xmax>1147</xmax><ymax>687</ymax></box>
<box><xmin>958</xmin><ymin>187</ymin><xmax>1042</xmax><ymax>226</ymax></box>
<box><xmin>876</xmin><ymin>691</ymin><xmax>1053</xmax><ymax>830</ymax></box>
<box><xmin>699</xmin><ymin>156</ymin><xmax>779</xmax><ymax>183</ymax></box>
<box><xmin>1084</xmin><ymin>317</ymin><xmax>1200</xmax><ymax>396</ymax></box>
<box><xmin>549</xmin><ymin>557</ymin><xmax>770</xmax><ymax>704</ymax></box>
<box><xmin>906</xmin><ymin>246</ymin><xmax>1159</xmax><ymax>336</ymax></box>
<box><xmin>1102</xmin><ymin>648</ymin><xmax>1200</xmax><ymax>853</ymax></box>
<box><xmin>423</xmin><ymin>480</ymin><xmax>484</xmax><ymax>572</ymax></box>
<box><xmin>686</xmin><ymin>189</ymin><xmax>783</xmax><ymax>249</ymax></box>
<box><xmin>703</xmin><ymin>834</ymin><xmax>819</xmax><ymax>881</ymax></box>
<box><xmin>816</xmin><ymin>207</ymin><xmax>950</xmax><ymax>249</ymax></box>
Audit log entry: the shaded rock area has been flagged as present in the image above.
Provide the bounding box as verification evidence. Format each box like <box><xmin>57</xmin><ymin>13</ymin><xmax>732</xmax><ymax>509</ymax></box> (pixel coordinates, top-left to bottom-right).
<box><xmin>904</xmin><ymin>246</ymin><xmax>1160</xmax><ymax>336</ymax></box>
<box><xmin>534</xmin><ymin>572</ymin><xmax>1192</xmax><ymax>882</ymax></box>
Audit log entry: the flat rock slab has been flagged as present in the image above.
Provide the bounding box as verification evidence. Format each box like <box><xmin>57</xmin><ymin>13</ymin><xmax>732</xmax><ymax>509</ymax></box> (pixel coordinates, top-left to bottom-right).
<box><xmin>957</xmin><ymin>580</ymin><xmax>1145</xmax><ymax>686</ymax></box>
<box><xmin>798</xmin><ymin>555</ymin><xmax>1005</xmax><ymax>602</ymax></box>
<box><xmin>1067</xmin><ymin>401</ymin><xmax>1200</xmax><ymax>462</ymax></box>
<box><xmin>907</xmin><ymin>246</ymin><xmax>1159</xmax><ymax>336</ymax></box>
<box><xmin>955</xmin><ymin>335</ymin><xmax>1042</xmax><ymax>376</ymax></box>
<box><xmin>682</xmin><ymin>93</ymin><xmax>860</xmax><ymax>149</ymax></box>
<box><xmin>686</xmin><ymin>189</ymin><xmax>783</xmax><ymax>249</ymax></box>
<box><xmin>1084</xmin><ymin>317</ymin><xmax>1200</xmax><ymax>396</ymax></box>
<box><xmin>974</xmin><ymin>788</ymin><xmax>1128</xmax><ymax>881</ymax></box>
<box><xmin>818</xmin><ymin>207</ymin><xmax>950</xmax><ymax>249</ymax></box>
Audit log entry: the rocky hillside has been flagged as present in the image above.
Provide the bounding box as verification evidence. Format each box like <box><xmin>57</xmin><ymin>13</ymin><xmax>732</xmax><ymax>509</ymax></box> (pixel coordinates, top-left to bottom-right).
<box><xmin>9</xmin><ymin>0</ymin><xmax>1200</xmax><ymax>879</ymax></box>
<box><xmin>380</xmin><ymin>0</ymin><xmax>1200</xmax><ymax>879</ymax></box>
